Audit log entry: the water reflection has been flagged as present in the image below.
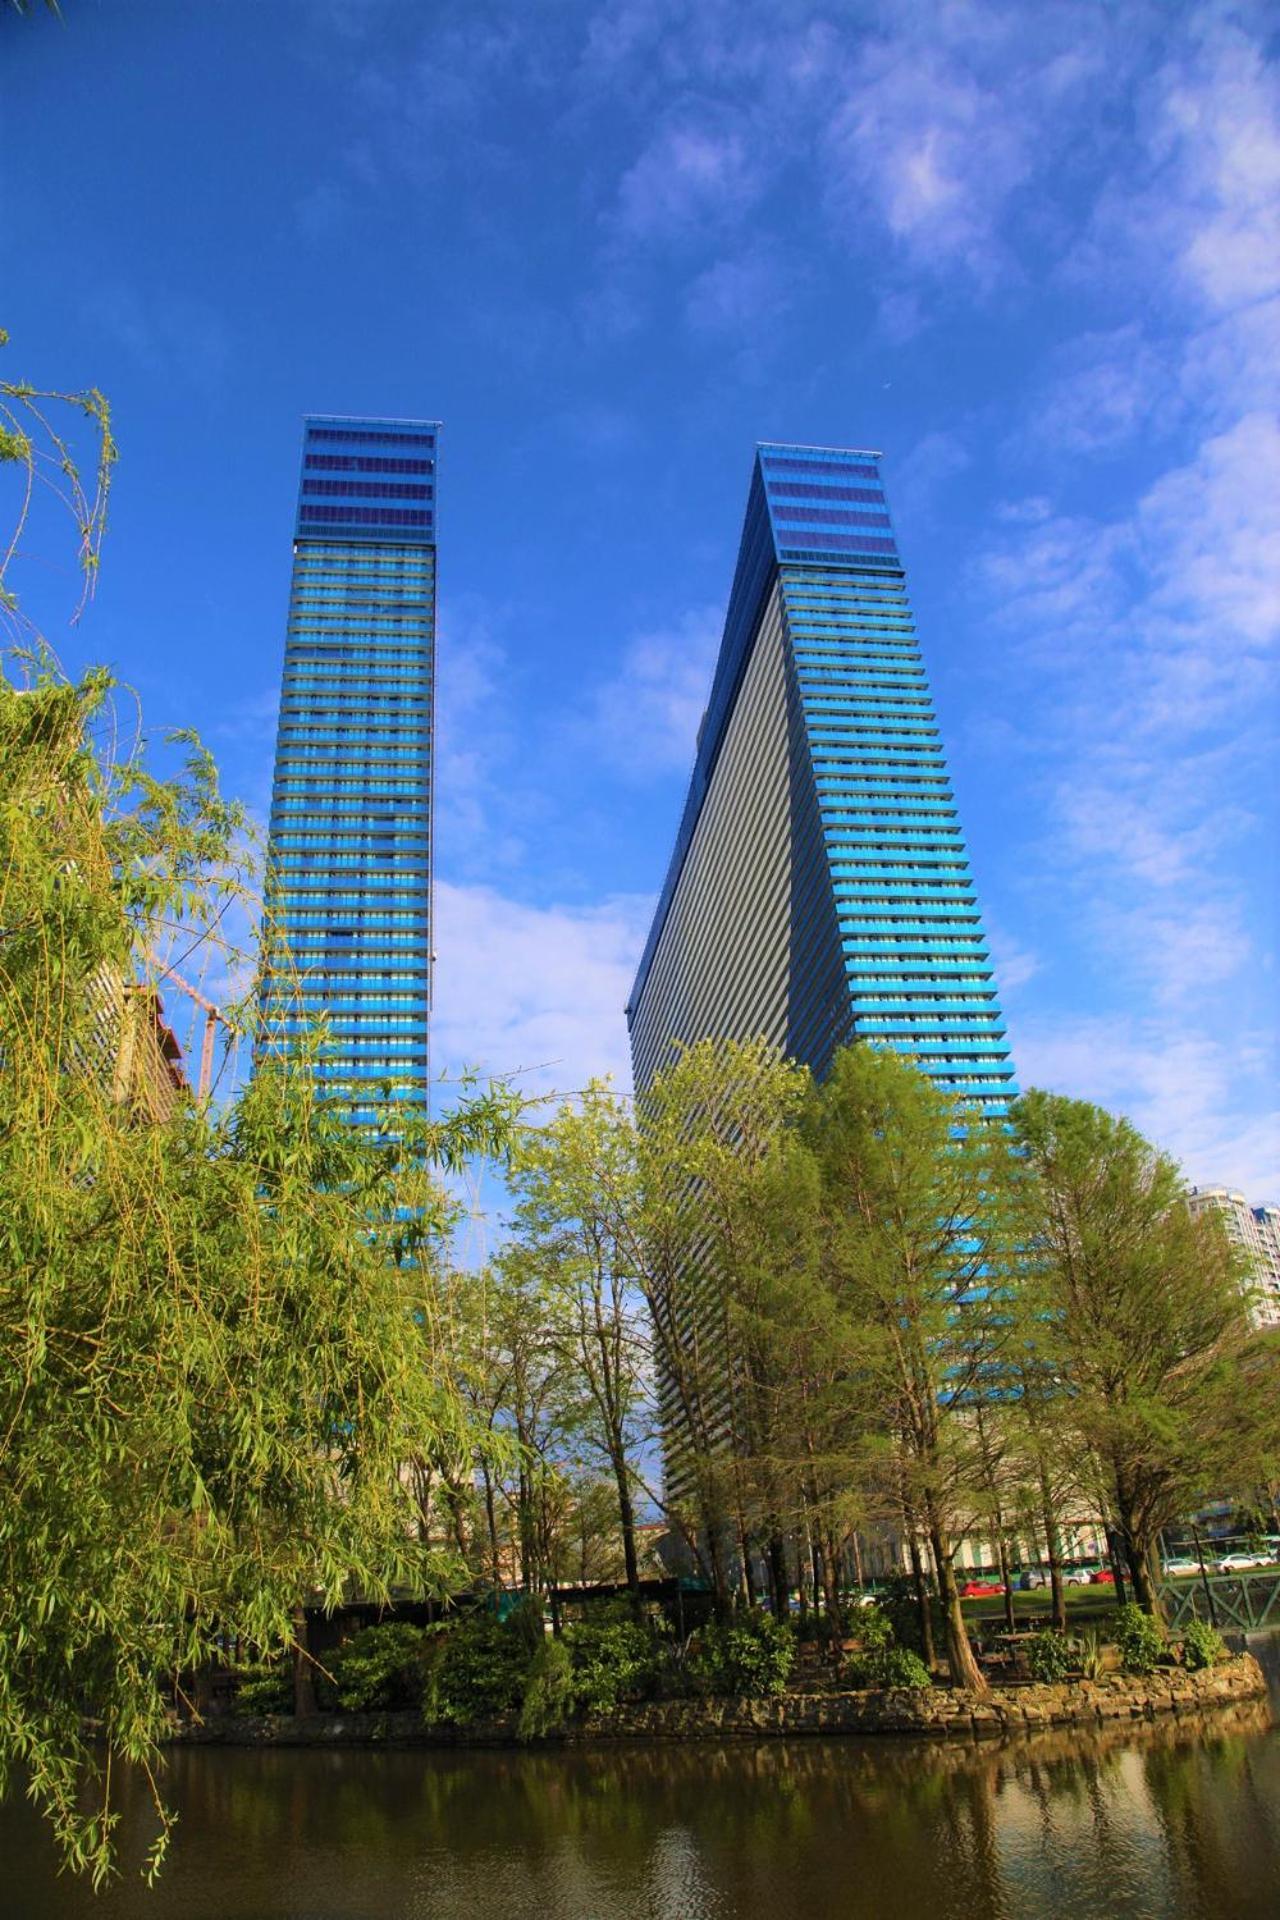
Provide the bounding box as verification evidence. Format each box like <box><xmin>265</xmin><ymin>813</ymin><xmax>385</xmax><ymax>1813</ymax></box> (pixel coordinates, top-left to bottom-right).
<box><xmin>2</xmin><ymin>1701</ymin><xmax>1276</xmax><ymax>1919</ymax></box>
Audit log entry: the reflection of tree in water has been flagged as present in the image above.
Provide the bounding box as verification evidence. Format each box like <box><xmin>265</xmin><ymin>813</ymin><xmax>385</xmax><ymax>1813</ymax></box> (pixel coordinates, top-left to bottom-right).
<box><xmin>3</xmin><ymin>1703</ymin><xmax>1276</xmax><ymax>1918</ymax></box>
<box><xmin>1144</xmin><ymin>1726</ymin><xmax>1280</xmax><ymax>1919</ymax></box>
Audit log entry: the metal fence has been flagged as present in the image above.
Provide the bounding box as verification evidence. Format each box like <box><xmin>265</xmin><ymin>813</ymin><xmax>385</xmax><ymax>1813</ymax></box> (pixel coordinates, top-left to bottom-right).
<box><xmin>1158</xmin><ymin>1571</ymin><xmax>1280</xmax><ymax>1632</ymax></box>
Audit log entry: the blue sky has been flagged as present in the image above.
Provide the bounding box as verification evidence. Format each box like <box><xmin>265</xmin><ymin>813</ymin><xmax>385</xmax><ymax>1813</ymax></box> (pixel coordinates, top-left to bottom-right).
<box><xmin>3</xmin><ymin>0</ymin><xmax>1277</xmax><ymax>1198</ymax></box>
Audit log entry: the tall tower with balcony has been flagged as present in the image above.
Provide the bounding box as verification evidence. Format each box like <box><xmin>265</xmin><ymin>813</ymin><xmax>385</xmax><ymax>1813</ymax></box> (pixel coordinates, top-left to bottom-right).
<box><xmin>628</xmin><ymin>440</ymin><xmax>1016</xmax><ymax>1112</ymax></box>
<box><xmin>260</xmin><ymin>415</ymin><xmax>437</xmax><ymax>1125</ymax></box>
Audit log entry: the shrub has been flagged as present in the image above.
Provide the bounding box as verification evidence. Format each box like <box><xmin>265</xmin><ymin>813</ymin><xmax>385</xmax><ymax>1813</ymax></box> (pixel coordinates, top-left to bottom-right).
<box><xmin>517</xmin><ymin>1635</ymin><xmax>575</xmax><ymax>1741</ymax></box>
<box><xmin>1114</xmin><ymin>1603</ymin><xmax>1166</xmax><ymax>1676</ymax></box>
<box><xmin>565</xmin><ymin>1603</ymin><xmax>657</xmax><ymax>1713</ymax></box>
<box><xmin>1181</xmin><ymin>1619</ymin><xmax>1226</xmax><ymax>1671</ymax></box>
<box><xmin>852</xmin><ymin>1603</ymin><xmax>894</xmax><ymax>1653</ymax></box>
<box><xmin>878</xmin><ymin>1573</ymin><xmax>929</xmax><ymax>1657</ymax></box>
<box><xmin>844</xmin><ymin>1644</ymin><xmax>932</xmax><ymax>1690</ymax></box>
<box><xmin>689</xmin><ymin>1609</ymin><xmax>795</xmax><ymax>1697</ymax></box>
<box><xmin>1026</xmin><ymin>1630</ymin><xmax>1073</xmax><ymax>1683</ymax></box>
<box><xmin>1076</xmin><ymin>1629</ymin><xmax>1107</xmax><ymax>1682</ymax></box>
<box><xmin>234</xmin><ymin>1666</ymin><xmax>293</xmax><ymax>1715</ymax></box>
<box><xmin>431</xmin><ymin>1611</ymin><xmax>534</xmax><ymax>1724</ymax></box>
<box><xmin>325</xmin><ymin>1622</ymin><xmax>430</xmax><ymax>1712</ymax></box>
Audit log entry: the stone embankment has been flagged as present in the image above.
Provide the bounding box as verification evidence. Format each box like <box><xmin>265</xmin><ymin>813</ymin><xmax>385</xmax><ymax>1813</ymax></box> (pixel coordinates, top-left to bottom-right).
<box><xmin>171</xmin><ymin>1653</ymin><xmax>1266</xmax><ymax>1748</ymax></box>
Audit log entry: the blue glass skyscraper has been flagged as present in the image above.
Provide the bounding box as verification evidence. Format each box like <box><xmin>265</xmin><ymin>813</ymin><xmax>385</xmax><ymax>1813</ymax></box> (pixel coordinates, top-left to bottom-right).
<box><xmin>628</xmin><ymin>441</ymin><xmax>1016</xmax><ymax>1113</ymax></box>
<box><xmin>260</xmin><ymin>414</ymin><xmax>438</xmax><ymax>1125</ymax></box>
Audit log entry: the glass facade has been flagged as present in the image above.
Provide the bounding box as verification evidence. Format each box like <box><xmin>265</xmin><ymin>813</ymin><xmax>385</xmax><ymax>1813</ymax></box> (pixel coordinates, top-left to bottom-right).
<box><xmin>259</xmin><ymin>414</ymin><xmax>438</xmax><ymax>1126</ymax></box>
<box><xmin>628</xmin><ymin>441</ymin><xmax>1017</xmax><ymax>1115</ymax></box>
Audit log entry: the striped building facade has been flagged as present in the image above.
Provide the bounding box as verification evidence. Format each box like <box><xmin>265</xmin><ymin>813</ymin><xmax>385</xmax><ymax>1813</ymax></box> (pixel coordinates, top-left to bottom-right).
<box><xmin>259</xmin><ymin>414</ymin><xmax>437</xmax><ymax>1125</ymax></box>
<box><xmin>628</xmin><ymin>441</ymin><xmax>1016</xmax><ymax>1113</ymax></box>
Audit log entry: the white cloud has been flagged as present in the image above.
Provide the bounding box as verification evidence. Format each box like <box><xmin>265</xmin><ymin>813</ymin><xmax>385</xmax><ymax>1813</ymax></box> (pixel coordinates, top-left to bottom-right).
<box><xmin>1011</xmin><ymin>1014</ymin><xmax>1279</xmax><ymax>1203</ymax></box>
<box><xmin>433</xmin><ymin>595</ymin><xmax>529</xmax><ymax>872</ymax></box>
<box><xmin>820</xmin><ymin>14</ymin><xmax>1110</xmax><ymax>285</ymax></box>
<box><xmin>684</xmin><ymin>247</ymin><xmax>790</xmax><ymax>336</ymax></box>
<box><xmin>1159</xmin><ymin>31</ymin><xmax>1280</xmax><ymax>311</ymax></box>
<box><xmin>431</xmin><ymin>879</ymin><xmax>652</xmax><ymax>1097</ymax></box>
<box><xmin>581</xmin><ymin>604</ymin><xmax>722</xmax><ymax>779</ymax></box>
<box><xmin>889</xmin><ymin>430</ymin><xmax>972</xmax><ymax>524</ymax></box>
<box><xmin>1022</xmin><ymin>325</ymin><xmax>1170</xmax><ymax>457</ymax></box>
<box><xmin>613</xmin><ymin>124</ymin><xmax>761</xmax><ymax>243</ymax></box>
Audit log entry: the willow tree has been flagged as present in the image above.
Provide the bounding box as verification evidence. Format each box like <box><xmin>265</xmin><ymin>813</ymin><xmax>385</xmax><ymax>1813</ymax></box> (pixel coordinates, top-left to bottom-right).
<box><xmin>0</xmin><ymin>373</ymin><xmax>516</xmax><ymax>1879</ymax></box>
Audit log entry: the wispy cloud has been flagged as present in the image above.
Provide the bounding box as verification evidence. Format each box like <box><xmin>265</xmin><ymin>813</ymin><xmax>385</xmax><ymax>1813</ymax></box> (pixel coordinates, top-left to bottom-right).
<box><xmin>87</xmin><ymin>284</ymin><xmax>231</xmax><ymax>389</ymax></box>
<box><xmin>577</xmin><ymin>604</ymin><xmax>723</xmax><ymax>780</ymax></box>
<box><xmin>1019</xmin><ymin>325</ymin><xmax>1170</xmax><ymax>458</ymax></box>
<box><xmin>433</xmin><ymin>595</ymin><xmax>530</xmax><ymax>876</ymax></box>
<box><xmin>889</xmin><ymin>430</ymin><xmax>972</xmax><ymax>526</ymax></box>
<box><xmin>612</xmin><ymin>123</ymin><xmax>762</xmax><ymax>245</ymax></box>
<box><xmin>431</xmin><ymin>878</ymin><xmax>651</xmax><ymax>1096</ymax></box>
<box><xmin>1012</xmin><ymin>1015</ymin><xmax>1279</xmax><ymax>1201</ymax></box>
<box><xmin>821</xmin><ymin>14</ymin><xmax>1112</xmax><ymax>287</ymax></box>
<box><xmin>684</xmin><ymin>246</ymin><xmax>791</xmax><ymax>337</ymax></box>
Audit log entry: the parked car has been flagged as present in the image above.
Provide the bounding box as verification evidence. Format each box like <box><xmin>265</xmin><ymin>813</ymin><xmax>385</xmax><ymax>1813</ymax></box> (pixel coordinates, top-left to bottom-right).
<box><xmin>1088</xmin><ymin>1568</ymin><xmax>1116</xmax><ymax>1585</ymax></box>
<box><xmin>849</xmin><ymin>1591</ymin><xmax>881</xmax><ymax>1609</ymax></box>
<box><xmin>1160</xmin><ymin>1558</ymin><xmax>1201</xmax><ymax>1578</ymax></box>
<box><xmin>1217</xmin><ymin>1552</ymin><xmax>1271</xmax><ymax>1573</ymax></box>
<box><xmin>959</xmin><ymin>1579</ymin><xmax>1006</xmax><ymax>1598</ymax></box>
<box><xmin>1017</xmin><ymin>1569</ymin><xmax>1050</xmax><ymax>1590</ymax></box>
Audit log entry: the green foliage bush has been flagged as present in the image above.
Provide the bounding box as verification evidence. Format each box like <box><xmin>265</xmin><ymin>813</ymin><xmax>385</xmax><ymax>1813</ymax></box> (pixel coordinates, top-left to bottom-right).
<box><xmin>325</xmin><ymin>1623</ymin><xmax>431</xmax><ymax>1712</ymax></box>
<box><xmin>852</xmin><ymin>1603</ymin><xmax>894</xmax><ymax>1653</ymax></box>
<box><xmin>517</xmin><ymin>1635</ymin><xmax>575</xmax><ymax>1741</ymax></box>
<box><xmin>234</xmin><ymin>1666</ymin><xmax>293</xmax><ymax>1715</ymax></box>
<box><xmin>840</xmin><ymin>1599</ymin><xmax>931</xmax><ymax>1690</ymax></box>
<box><xmin>1026</xmin><ymin>1630</ymin><xmax>1073</xmax><ymax>1683</ymax></box>
<box><xmin>689</xmin><ymin>1609</ymin><xmax>795</xmax><ymax>1697</ymax></box>
<box><xmin>1181</xmin><ymin>1619</ymin><xmax>1226</xmax><ymax>1671</ymax></box>
<box><xmin>431</xmin><ymin>1612</ymin><xmax>534</xmax><ymax>1724</ymax></box>
<box><xmin>844</xmin><ymin>1644</ymin><xmax>933</xmax><ymax>1690</ymax></box>
<box><xmin>877</xmin><ymin>1574</ymin><xmax>928</xmax><ymax>1657</ymax></box>
<box><xmin>1114</xmin><ymin>1603</ymin><xmax>1166</xmax><ymax>1675</ymax></box>
<box><xmin>564</xmin><ymin>1603</ymin><xmax>657</xmax><ymax>1713</ymax></box>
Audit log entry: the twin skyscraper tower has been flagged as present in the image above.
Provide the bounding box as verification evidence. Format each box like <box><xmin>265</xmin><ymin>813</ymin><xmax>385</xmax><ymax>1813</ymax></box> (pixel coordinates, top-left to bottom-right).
<box><xmin>263</xmin><ymin>417</ymin><xmax>1015</xmax><ymax>1118</ymax></box>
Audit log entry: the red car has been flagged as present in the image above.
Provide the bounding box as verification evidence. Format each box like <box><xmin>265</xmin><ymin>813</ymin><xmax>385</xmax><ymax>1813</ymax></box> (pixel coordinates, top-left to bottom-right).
<box><xmin>1088</xmin><ymin>1568</ymin><xmax>1116</xmax><ymax>1585</ymax></box>
<box><xmin>959</xmin><ymin>1579</ymin><xmax>1007</xmax><ymax>1598</ymax></box>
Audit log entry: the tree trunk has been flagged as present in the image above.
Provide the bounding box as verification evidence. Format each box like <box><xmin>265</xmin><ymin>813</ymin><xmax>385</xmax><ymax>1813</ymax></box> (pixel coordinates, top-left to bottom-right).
<box><xmin>928</xmin><ymin>1514</ymin><xmax>988</xmax><ymax>1693</ymax></box>
<box><xmin>908</xmin><ymin>1533</ymin><xmax>936</xmax><ymax>1671</ymax></box>
<box><xmin>291</xmin><ymin>1604</ymin><xmax>316</xmax><ymax>1717</ymax></box>
<box><xmin>740</xmin><ymin>1524</ymin><xmax>758</xmax><ymax>1606</ymax></box>
<box><xmin>481</xmin><ymin>1463</ymin><xmax>501</xmax><ymax>1591</ymax></box>
<box><xmin>1038</xmin><ymin>1460</ymin><xmax>1067</xmax><ymax>1632</ymax></box>
<box><xmin>768</xmin><ymin>1535</ymin><xmax>789</xmax><ymax>1620</ymax></box>
<box><xmin>1116</xmin><ymin>1514</ymin><xmax>1160</xmax><ymax>1618</ymax></box>
<box><xmin>1105</xmin><ymin>1525</ymin><xmax>1130</xmax><ymax>1608</ymax></box>
<box><xmin>996</xmin><ymin>1534</ymin><xmax>1016</xmax><ymax>1632</ymax></box>
<box><xmin>611</xmin><ymin>1449</ymin><xmax>641</xmax><ymax>1610</ymax></box>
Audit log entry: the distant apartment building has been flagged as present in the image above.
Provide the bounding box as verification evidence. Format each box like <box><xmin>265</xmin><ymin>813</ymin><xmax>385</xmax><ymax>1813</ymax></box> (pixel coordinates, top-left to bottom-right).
<box><xmin>628</xmin><ymin>439</ymin><xmax>1016</xmax><ymax>1108</ymax></box>
<box><xmin>1188</xmin><ymin>1185</ymin><xmax>1280</xmax><ymax>1328</ymax></box>
<box><xmin>259</xmin><ymin>415</ymin><xmax>438</xmax><ymax>1126</ymax></box>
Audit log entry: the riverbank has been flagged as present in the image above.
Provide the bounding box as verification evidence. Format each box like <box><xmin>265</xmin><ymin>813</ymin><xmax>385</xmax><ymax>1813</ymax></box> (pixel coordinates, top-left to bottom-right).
<box><xmin>168</xmin><ymin>1652</ymin><xmax>1266</xmax><ymax>1748</ymax></box>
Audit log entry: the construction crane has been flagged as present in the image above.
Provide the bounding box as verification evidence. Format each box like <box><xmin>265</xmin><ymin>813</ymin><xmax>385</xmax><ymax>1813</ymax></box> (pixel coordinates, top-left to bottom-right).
<box><xmin>150</xmin><ymin>960</ymin><xmax>232</xmax><ymax>1100</ymax></box>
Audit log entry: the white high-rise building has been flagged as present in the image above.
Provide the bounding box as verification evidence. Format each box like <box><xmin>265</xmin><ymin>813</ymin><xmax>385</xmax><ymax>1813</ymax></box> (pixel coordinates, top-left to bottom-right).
<box><xmin>1188</xmin><ymin>1186</ymin><xmax>1280</xmax><ymax>1329</ymax></box>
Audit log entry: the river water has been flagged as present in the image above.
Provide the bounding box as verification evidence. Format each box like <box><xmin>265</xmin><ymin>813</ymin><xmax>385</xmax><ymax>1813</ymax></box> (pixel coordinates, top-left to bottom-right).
<box><xmin>3</xmin><ymin>1696</ymin><xmax>1278</xmax><ymax>1919</ymax></box>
